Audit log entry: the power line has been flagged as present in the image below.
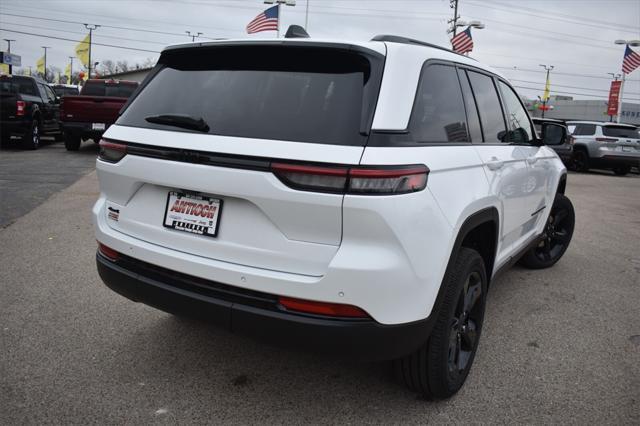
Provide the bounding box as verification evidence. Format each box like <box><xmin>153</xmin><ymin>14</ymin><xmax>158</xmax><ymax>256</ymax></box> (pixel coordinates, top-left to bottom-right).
<box><xmin>493</xmin><ymin>66</ymin><xmax>640</xmax><ymax>83</ymax></box>
<box><xmin>467</xmin><ymin>0</ymin><xmax>640</xmax><ymax>34</ymax></box>
<box><xmin>510</xmin><ymin>78</ymin><xmax>640</xmax><ymax>96</ymax></box>
<box><xmin>0</xmin><ymin>28</ymin><xmax>161</xmax><ymax>53</ymax></box>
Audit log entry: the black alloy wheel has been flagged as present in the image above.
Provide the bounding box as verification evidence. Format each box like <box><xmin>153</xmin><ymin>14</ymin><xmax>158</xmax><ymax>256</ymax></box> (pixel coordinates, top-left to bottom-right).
<box><xmin>447</xmin><ymin>271</ymin><xmax>482</xmax><ymax>381</ymax></box>
<box><xmin>573</xmin><ymin>150</ymin><xmax>589</xmax><ymax>172</ymax></box>
<box><xmin>520</xmin><ymin>194</ymin><xmax>575</xmax><ymax>269</ymax></box>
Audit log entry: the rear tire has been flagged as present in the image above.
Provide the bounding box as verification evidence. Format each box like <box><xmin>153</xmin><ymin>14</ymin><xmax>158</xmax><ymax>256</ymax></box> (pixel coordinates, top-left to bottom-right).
<box><xmin>22</xmin><ymin>120</ymin><xmax>40</xmax><ymax>150</ymax></box>
<box><xmin>395</xmin><ymin>247</ymin><xmax>487</xmax><ymax>400</ymax></box>
<box><xmin>573</xmin><ymin>150</ymin><xmax>589</xmax><ymax>173</ymax></box>
<box><xmin>519</xmin><ymin>193</ymin><xmax>574</xmax><ymax>269</ymax></box>
<box><xmin>64</xmin><ymin>134</ymin><xmax>81</xmax><ymax>151</ymax></box>
<box><xmin>612</xmin><ymin>165</ymin><xmax>630</xmax><ymax>176</ymax></box>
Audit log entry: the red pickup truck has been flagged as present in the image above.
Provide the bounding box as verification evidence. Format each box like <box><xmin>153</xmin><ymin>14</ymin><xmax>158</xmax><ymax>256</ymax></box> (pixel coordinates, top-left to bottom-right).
<box><xmin>60</xmin><ymin>79</ymin><xmax>138</xmax><ymax>151</ymax></box>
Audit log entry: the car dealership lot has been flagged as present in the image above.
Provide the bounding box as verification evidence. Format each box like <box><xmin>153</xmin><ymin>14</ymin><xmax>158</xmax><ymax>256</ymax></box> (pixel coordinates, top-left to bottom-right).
<box><xmin>1</xmin><ymin>152</ymin><xmax>638</xmax><ymax>423</ymax></box>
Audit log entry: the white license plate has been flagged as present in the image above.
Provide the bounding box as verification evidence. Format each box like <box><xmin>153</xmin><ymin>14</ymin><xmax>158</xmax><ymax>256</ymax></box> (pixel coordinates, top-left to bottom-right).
<box><xmin>92</xmin><ymin>123</ymin><xmax>106</xmax><ymax>131</ymax></box>
<box><xmin>163</xmin><ymin>192</ymin><xmax>222</xmax><ymax>238</ymax></box>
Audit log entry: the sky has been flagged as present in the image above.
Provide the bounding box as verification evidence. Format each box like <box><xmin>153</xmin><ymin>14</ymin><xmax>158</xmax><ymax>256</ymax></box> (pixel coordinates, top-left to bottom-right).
<box><xmin>1</xmin><ymin>0</ymin><xmax>639</xmax><ymax>102</ymax></box>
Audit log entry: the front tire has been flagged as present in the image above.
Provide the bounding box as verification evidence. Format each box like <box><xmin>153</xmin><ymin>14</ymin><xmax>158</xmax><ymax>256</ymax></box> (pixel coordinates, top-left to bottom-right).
<box><xmin>22</xmin><ymin>120</ymin><xmax>40</xmax><ymax>150</ymax></box>
<box><xmin>395</xmin><ymin>247</ymin><xmax>487</xmax><ymax>399</ymax></box>
<box><xmin>573</xmin><ymin>150</ymin><xmax>589</xmax><ymax>172</ymax></box>
<box><xmin>519</xmin><ymin>193</ymin><xmax>575</xmax><ymax>269</ymax></box>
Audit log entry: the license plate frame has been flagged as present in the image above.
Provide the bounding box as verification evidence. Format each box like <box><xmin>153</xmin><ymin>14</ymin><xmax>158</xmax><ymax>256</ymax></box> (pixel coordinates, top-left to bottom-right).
<box><xmin>163</xmin><ymin>191</ymin><xmax>223</xmax><ymax>238</ymax></box>
<box><xmin>92</xmin><ymin>122</ymin><xmax>106</xmax><ymax>131</ymax></box>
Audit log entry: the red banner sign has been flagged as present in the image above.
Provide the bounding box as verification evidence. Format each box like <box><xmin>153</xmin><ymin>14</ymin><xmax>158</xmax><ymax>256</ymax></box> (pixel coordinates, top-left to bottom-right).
<box><xmin>607</xmin><ymin>80</ymin><xmax>622</xmax><ymax>116</ymax></box>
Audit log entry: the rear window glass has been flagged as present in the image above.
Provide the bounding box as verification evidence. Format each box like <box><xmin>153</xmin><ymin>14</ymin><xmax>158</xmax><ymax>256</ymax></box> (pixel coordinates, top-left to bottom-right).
<box><xmin>0</xmin><ymin>78</ymin><xmax>37</xmax><ymax>96</ymax></box>
<box><xmin>602</xmin><ymin>126</ymin><xmax>638</xmax><ymax>138</ymax></box>
<box><xmin>82</xmin><ymin>82</ymin><xmax>138</xmax><ymax>97</ymax></box>
<box><xmin>117</xmin><ymin>46</ymin><xmax>381</xmax><ymax>146</ymax></box>
<box><xmin>53</xmin><ymin>86</ymin><xmax>79</xmax><ymax>97</ymax></box>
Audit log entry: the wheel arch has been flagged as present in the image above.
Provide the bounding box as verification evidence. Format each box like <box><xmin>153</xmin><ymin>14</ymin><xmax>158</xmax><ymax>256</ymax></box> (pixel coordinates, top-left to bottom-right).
<box><xmin>557</xmin><ymin>172</ymin><xmax>567</xmax><ymax>195</ymax></box>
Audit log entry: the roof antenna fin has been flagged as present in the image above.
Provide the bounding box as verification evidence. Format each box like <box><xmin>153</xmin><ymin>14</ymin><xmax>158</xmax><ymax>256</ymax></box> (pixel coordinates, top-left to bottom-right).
<box><xmin>284</xmin><ymin>25</ymin><xmax>310</xmax><ymax>39</ymax></box>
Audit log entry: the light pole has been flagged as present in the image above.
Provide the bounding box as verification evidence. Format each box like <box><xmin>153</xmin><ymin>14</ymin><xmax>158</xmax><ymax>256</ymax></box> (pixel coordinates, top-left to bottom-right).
<box><xmin>539</xmin><ymin>64</ymin><xmax>554</xmax><ymax>118</ymax></box>
<box><xmin>614</xmin><ymin>39</ymin><xmax>640</xmax><ymax>123</ymax></box>
<box><xmin>186</xmin><ymin>31</ymin><xmax>203</xmax><ymax>42</ymax></box>
<box><xmin>4</xmin><ymin>39</ymin><xmax>15</xmax><ymax>74</ymax></box>
<box><xmin>41</xmin><ymin>46</ymin><xmax>51</xmax><ymax>82</ymax></box>
<box><xmin>84</xmin><ymin>24</ymin><xmax>100</xmax><ymax>80</ymax></box>
<box><xmin>264</xmin><ymin>0</ymin><xmax>296</xmax><ymax>38</ymax></box>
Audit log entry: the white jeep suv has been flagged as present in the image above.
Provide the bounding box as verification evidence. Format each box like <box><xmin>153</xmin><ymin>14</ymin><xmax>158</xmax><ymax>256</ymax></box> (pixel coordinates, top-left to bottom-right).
<box><xmin>93</xmin><ymin>35</ymin><xmax>575</xmax><ymax>399</ymax></box>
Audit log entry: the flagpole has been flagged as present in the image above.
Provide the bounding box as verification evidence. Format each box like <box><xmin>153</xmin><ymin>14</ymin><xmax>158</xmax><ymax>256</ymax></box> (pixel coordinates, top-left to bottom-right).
<box><xmin>617</xmin><ymin>72</ymin><xmax>625</xmax><ymax>124</ymax></box>
<box><xmin>277</xmin><ymin>2</ymin><xmax>281</xmax><ymax>38</ymax></box>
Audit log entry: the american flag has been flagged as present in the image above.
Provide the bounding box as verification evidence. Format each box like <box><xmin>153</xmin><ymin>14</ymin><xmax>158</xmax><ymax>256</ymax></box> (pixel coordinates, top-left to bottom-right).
<box><xmin>622</xmin><ymin>45</ymin><xmax>640</xmax><ymax>74</ymax></box>
<box><xmin>246</xmin><ymin>5</ymin><xmax>279</xmax><ymax>34</ymax></box>
<box><xmin>451</xmin><ymin>27</ymin><xmax>473</xmax><ymax>54</ymax></box>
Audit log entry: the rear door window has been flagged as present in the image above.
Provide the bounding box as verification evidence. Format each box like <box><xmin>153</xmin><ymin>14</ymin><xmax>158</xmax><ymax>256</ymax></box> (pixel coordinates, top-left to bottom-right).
<box><xmin>117</xmin><ymin>46</ymin><xmax>382</xmax><ymax>146</ymax></box>
<box><xmin>467</xmin><ymin>71</ymin><xmax>506</xmax><ymax>143</ymax></box>
<box><xmin>457</xmin><ymin>68</ymin><xmax>483</xmax><ymax>143</ymax></box>
<box><xmin>572</xmin><ymin>124</ymin><xmax>596</xmax><ymax>136</ymax></box>
<box><xmin>408</xmin><ymin>64</ymin><xmax>469</xmax><ymax>142</ymax></box>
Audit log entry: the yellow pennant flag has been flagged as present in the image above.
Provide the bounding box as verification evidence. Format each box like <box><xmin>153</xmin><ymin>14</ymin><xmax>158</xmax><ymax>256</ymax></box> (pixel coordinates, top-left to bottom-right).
<box><xmin>36</xmin><ymin>56</ymin><xmax>45</xmax><ymax>75</ymax></box>
<box><xmin>65</xmin><ymin>62</ymin><xmax>72</xmax><ymax>83</ymax></box>
<box><xmin>542</xmin><ymin>73</ymin><xmax>551</xmax><ymax>102</ymax></box>
<box><xmin>75</xmin><ymin>34</ymin><xmax>90</xmax><ymax>68</ymax></box>
<box><xmin>0</xmin><ymin>64</ymin><xmax>9</xmax><ymax>74</ymax></box>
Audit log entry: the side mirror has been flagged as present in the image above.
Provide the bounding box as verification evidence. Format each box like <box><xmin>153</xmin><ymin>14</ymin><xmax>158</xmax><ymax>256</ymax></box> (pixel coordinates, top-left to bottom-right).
<box><xmin>541</xmin><ymin>122</ymin><xmax>566</xmax><ymax>146</ymax></box>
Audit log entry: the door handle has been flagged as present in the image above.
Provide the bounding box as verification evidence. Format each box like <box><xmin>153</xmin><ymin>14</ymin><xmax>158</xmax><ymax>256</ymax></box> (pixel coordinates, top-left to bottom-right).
<box><xmin>487</xmin><ymin>157</ymin><xmax>504</xmax><ymax>170</ymax></box>
<box><xmin>526</xmin><ymin>156</ymin><xmax>538</xmax><ymax>165</ymax></box>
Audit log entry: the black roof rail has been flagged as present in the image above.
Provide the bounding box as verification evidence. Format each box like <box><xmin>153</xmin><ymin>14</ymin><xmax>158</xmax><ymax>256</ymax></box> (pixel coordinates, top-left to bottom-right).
<box><xmin>371</xmin><ymin>35</ymin><xmax>466</xmax><ymax>57</ymax></box>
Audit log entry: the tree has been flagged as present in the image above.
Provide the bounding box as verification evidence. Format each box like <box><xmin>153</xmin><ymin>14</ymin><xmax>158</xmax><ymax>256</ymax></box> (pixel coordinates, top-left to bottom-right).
<box><xmin>99</xmin><ymin>60</ymin><xmax>117</xmax><ymax>76</ymax></box>
<box><xmin>116</xmin><ymin>60</ymin><xmax>130</xmax><ymax>73</ymax></box>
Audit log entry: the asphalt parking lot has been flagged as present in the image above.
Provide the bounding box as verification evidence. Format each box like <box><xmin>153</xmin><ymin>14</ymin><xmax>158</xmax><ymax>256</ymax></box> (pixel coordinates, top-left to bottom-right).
<box><xmin>1</xmin><ymin>149</ymin><xmax>639</xmax><ymax>424</ymax></box>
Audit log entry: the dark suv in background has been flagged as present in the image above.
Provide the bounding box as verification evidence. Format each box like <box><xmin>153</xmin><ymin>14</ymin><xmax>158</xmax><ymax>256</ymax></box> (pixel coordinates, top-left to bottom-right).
<box><xmin>0</xmin><ymin>75</ymin><xmax>63</xmax><ymax>149</ymax></box>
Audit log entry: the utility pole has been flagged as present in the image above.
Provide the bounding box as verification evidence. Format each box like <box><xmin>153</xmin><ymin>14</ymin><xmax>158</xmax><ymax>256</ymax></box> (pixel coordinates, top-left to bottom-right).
<box><xmin>185</xmin><ymin>31</ymin><xmax>203</xmax><ymax>42</ymax></box>
<box><xmin>449</xmin><ymin>0</ymin><xmax>459</xmax><ymax>37</ymax></box>
<box><xmin>3</xmin><ymin>39</ymin><xmax>15</xmax><ymax>74</ymax></box>
<box><xmin>84</xmin><ymin>24</ymin><xmax>100</xmax><ymax>79</ymax></box>
<box><xmin>69</xmin><ymin>56</ymin><xmax>74</xmax><ymax>84</ymax></box>
<box><xmin>41</xmin><ymin>46</ymin><xmax>51</xmax><ymax>82</ymax></box>
<box><xmin>539</xmin><ymin>64</ymin><xmax>554</xmax><ymax>119</ymax></box>
<box><xmin>305</xmin><ymin>0</ymin><xmax>310</xmax><ymax>31</ymax></box>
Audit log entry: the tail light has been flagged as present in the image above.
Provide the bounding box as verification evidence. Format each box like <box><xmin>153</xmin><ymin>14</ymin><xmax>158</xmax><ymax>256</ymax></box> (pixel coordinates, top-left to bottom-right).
<box><xmin>16</xmin><ymin>100</ymin><xmax>25</xmax><ymax>116</ymax></box>
<box><xmin>98</xmin><ymin>139</ymin><xmax>127</xmax><ymax>163</ymax></box>
<box><xmin>97</xmin><ymin>242</ymin><xmax>119</xmax><ymax>261</ymax></box>
<box><xmin>595</xmin><ymin>137</ymin><xmax>617</xmax><ymax>143</ymax></box>
<box><xmin>279</xmin><ymin>296</ymin><xmax>370</xmax><ymax>318</ymax></box>
<box><xmin>271</xmin><ymin>163</ymin><xmax>428</xmax><ymax>195</ymax></box>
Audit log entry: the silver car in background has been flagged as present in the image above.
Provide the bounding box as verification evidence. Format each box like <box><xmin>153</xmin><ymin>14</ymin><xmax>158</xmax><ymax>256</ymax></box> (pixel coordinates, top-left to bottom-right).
<box><xmin>566</xmin><ymin>121</ymin><xmax>640</xmax><ymax>176</ymax></box>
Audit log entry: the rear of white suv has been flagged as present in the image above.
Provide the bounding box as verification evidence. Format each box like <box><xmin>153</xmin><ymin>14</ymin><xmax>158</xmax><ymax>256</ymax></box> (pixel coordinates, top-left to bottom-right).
<box><xmin>94</xmin><ymin>37</ymin><xmax>573</xmax><ymax>399</ymax></box>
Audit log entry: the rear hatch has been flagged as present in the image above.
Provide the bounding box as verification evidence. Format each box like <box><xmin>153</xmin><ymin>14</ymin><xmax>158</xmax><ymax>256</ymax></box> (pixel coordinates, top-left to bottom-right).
<box><xmin>99</xmin><ymin>42</ymin><xmax>385</xmax><ymax>276</ymax></box>
<box><xmin>600</xmin><ymin>124</ymin><xmax>640</xmax><ymax>156</ymax></box>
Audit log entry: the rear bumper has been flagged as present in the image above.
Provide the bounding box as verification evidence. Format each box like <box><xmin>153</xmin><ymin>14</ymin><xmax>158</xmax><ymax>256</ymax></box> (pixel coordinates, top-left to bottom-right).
<box><xmin>96</xmin><ymin>252</ymin><xmax>432</xmax><ymax>360</ymax></box>
<box><xmin>62</xmin><ymin>121</ymin><xmax>109</xmax><ymax>139</ymax></box>
<box><xmin>598</xmin><ymin>155</ymin><xmax>640</xmax><ymax>167</ymax></box>
<box><xmin>0</xmin><ymin>119</ymin><xmax>29</xmax><ymax>137</ymax></box>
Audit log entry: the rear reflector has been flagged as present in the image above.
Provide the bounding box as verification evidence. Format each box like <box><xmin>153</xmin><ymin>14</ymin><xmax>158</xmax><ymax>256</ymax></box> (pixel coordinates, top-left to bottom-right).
<box><xmin>16</xmin><ymin>100</ymin><xmax>25</xmax><ymax>116</ymax></box>
<box><xmin>98</xmin><ymin>139</ymin><xmax>127</xmax><ymax>163</ymax></box>
<box><xmin>279</xmin><ymin>296</ymin><xmax>370</xmax><ymax>318</ymax></box>
<box><xmin>97</xmin><ymin>242</ymin><xmax>119</xmax><ymax>261</ymax></box>
<box><xmin>271</xmin><ymin>163</ymin><xmax>428</xmax><ymax>195</ymax></box>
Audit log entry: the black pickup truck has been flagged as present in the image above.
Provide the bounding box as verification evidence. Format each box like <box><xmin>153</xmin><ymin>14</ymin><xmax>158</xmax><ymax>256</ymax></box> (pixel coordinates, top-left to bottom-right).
<box><xmin>0</xmin><ymin>75</ymin><xmax>63</xmax><ymax>149</ymax></box>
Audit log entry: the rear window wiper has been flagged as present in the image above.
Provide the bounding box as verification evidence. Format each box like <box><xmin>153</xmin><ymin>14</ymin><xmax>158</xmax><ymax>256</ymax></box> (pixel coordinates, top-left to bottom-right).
<box><xmin>145</xmin><ymin>114</ymin><xmax>210</xmax><ymax>133</ymax></box>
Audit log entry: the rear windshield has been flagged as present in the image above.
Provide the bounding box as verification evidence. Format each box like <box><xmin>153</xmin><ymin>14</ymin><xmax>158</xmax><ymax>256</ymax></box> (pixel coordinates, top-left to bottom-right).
<box><xmin>117</xmin><ymin>45</ymin><xmax>382</xmax><ymax>145</ymax></box>
<box><xmin>53</xmin><ymin>86</ymin><xmax>79</xmax><ymax>97</ymax></box>
<box><xmin>82</xmin><ymin>81</ymin><xmax>138</xmax><ymax>98</ymax></box>
<box><xmin>602</xmin><ymin>125</ymin><xmax>638</xmax><ymax>138</ymax></box>
<box><xmin>0</xmin><ymin>78</ymin><xmax>37</xmax><ymax>96</ymax></box>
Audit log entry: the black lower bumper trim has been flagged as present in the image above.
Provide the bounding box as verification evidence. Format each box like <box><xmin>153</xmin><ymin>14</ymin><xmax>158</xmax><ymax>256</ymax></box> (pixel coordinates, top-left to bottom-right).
<box><xmin>96</xmin><ymin>253</ymin><xmax>432</xmax><ymax>361</ymax></box>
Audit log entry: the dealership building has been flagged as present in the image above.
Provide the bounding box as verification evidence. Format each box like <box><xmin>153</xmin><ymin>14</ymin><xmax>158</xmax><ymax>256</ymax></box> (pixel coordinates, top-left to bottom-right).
<box><xmin>525</xmin><ymin>96</ymin><xmax>640</xmax><ymax>126</ymax></box>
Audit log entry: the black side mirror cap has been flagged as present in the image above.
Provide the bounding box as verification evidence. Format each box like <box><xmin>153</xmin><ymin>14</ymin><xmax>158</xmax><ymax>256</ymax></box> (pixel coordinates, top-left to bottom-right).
<box><xmin>541</xmin><ymin>122</ymin><xmax>567</xmax><ymax>146</ymax></box>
